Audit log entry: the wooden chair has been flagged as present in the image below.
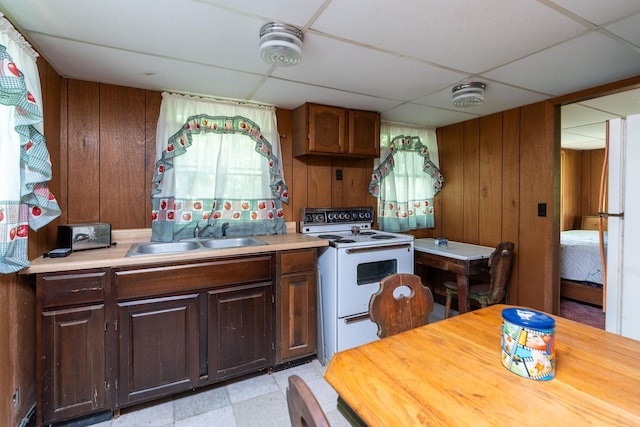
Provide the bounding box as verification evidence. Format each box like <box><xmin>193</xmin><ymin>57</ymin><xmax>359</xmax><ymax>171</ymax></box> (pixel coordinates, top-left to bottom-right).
<box><xmin>286</xmin><ymin>375</ymin><xmax>330</xmax><ymax>427</ymax></box>
<box><xmin>369</xmin><ymin>273</ymin><xmax>435</xmax><ymax>338</ymax></box>
<box><xmin>444</xmin><ymin>241</ymin><xmax>515</xmax><ymax>318</ymax></box>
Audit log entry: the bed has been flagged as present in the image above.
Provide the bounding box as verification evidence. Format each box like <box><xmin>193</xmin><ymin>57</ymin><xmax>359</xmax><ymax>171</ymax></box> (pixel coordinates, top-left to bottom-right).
<box><xmin>560</xmin><ymin>217</ymin><xmax>606</xmax><ymax>306</ymax></box>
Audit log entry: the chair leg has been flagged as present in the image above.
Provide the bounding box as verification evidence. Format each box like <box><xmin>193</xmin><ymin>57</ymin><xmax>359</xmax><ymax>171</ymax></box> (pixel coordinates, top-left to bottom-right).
<box><xmin>444</xmin><ymin>291</ymin><xmax>452</xmax><ymax>319</ymax></box>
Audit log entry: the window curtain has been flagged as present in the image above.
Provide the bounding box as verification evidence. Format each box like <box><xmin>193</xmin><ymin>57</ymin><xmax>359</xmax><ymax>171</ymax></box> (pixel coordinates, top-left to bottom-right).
<box><xmin>0</xmin><ymin>14</ymin><xmax>60</xmax><ymax>274</ymax></box>
<box><xmin>152</xmin><ymin>92</ymin><xmax>288</xmax><ymax>242</ymax></box>
<box><xmin>369</xmin><ymin>122</ymin><xmax>443</xmax><ymax>232</ymax></box>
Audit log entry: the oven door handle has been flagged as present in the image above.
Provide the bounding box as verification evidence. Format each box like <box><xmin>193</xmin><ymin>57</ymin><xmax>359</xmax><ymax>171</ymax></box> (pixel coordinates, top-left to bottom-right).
<box><xmin>344</xmin><ymin>313</ymin><xmax>371</xmax><ymax>324</ymax></box>
<box><xmin>345</xmin><ymin>243</ymin><xmax>412</xmax><ymax>254</ymax></box>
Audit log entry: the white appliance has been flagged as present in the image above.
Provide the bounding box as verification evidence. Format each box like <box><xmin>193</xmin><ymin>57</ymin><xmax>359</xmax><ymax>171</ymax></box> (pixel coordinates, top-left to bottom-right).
<box><xmin>300</xmin><ymin>207</ymin><xmax>414</xmax><ymax>364</ymax></box>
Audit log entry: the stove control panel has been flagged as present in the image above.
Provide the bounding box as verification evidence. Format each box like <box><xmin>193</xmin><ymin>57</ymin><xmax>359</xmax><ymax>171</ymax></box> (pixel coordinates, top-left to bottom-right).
<box><xmin>301</xmin><ymin>207</ymin><xmax>374</xmax><ymax>225</ymax></box>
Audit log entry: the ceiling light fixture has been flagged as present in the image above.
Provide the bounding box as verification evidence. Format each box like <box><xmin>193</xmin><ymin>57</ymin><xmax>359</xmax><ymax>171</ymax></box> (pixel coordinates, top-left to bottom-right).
<box><xmin>452</xmin><ymin>82</ymin><xmax>486</xmax><ymax>107</ymax></box>
<box><xmin>259</xmin><ymin>22</ymin><xmax>304</xmax><ymax>67</ymax></box>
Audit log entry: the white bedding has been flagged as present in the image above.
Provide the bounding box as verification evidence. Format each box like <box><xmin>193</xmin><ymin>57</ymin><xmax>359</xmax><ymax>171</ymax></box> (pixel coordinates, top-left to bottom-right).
<box><xmin>560</xmin><ymin>230</ymin><xmax>607</xmax><ymax>286</ymax></box>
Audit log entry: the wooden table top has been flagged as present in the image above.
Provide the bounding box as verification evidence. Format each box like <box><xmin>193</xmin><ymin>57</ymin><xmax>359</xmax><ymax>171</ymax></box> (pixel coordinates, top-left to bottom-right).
<box><xmin>325</xmin><ymin>304</ymin><xmax>640</xmax><ymax>426</ymax></box>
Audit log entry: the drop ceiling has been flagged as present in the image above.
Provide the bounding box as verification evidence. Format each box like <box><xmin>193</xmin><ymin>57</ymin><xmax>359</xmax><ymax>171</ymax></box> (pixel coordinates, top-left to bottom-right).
<box><xmin>1</xmin><ymin>0</ymin><xmax>640</xmax><ymax>149</ymax></box>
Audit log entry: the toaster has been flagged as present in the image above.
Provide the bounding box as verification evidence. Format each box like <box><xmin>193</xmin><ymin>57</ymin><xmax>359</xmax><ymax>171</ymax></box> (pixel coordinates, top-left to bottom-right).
<box><xmin>57</xmin><ymin>223</ymin><xmax>112</xmax><ymax>251</ymax></box>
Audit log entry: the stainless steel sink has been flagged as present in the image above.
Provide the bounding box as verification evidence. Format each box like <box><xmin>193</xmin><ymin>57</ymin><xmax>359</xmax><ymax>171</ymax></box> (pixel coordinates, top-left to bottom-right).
<box><xmin>126</xmin><ymin>237</ymin><xmax>267</xmax><ymax>257</ymax></box>
<box><xmin>199</xmin><ymin>237</ymin><xmax>266</xmax><ymax>249</ymax></box>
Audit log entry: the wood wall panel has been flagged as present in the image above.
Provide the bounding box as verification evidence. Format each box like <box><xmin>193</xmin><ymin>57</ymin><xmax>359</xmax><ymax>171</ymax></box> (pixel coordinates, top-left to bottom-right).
<box><xmin>517</xmin><ymin>102</ymin><xmax>558</xmax><ymax>313</ymax></box>
<box><xmin>341</xmin><ymin>158</ymin><xmax>375</xmax><ymax>208</ymax></box>
<box><xmin>67</xmin><ymin>80</ymin><xmax>100</xmax><ymax>224</ymax></box>
<box><xmin>144</xmin><ymin>92</ymin><xmax>162</xmax><ymax>229</ymax></box>
<box><xmin>478</xmin><ymin>114</ymin><xmax>503</xmax><ymax>247</ymax></box>
<box><xmin>502</xmin><ymin>108</ymin><xmax>521</xmax><ymax>303</ymax></box>
<box><xmin>437</xmin><ymin>123</ymin><xmax>464</xmax><ymax>242</ymax></box>
<box><xmin>463</xmin><ymin>120</ymin><xmax>480</xmax><ymax>244</ymax></box>
<box><xmin>561</xmin><ymin>149</ymin><xmax>582</xmax><ymax>230</ymax></box>
<box><xmin>561</xmin><ymin>148</ymin><xmax>606</xmax><ymax>231</ymax></box>
<box><xmin>306</xmin><ymin>156</ymin><xmax>333</xmax><ymax>208</ymax></box>
<box><xmin>99</xmin><ymin>85</ymin><xmax>146</xmax><ymax>229</ymax></box>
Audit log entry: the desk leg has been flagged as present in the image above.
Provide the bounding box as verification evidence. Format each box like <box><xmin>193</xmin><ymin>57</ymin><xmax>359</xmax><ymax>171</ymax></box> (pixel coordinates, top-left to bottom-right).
<box><xmin>456</xmin><ymin>274</ymin><xmax>470</xmax><ymax>313</ymax></box>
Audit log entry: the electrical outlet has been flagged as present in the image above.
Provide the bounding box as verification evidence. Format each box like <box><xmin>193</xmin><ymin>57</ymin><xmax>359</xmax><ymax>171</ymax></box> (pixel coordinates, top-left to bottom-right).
<box><xmin>538</xmin><ymin>203</ymin><xmax>547</xmax><ymax>217</ymax></box>
<box><xmin>336</xmin><ymin>169</ymin><xmax>343</xmax><ymax>181</ymax></box>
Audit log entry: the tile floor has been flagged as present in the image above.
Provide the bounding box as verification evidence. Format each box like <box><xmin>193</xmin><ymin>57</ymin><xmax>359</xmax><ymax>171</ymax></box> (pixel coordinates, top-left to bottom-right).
<box><xmin>83</xmin><ymin>303</ymin><xmax>451</xmax><ymax>427</ymax></box>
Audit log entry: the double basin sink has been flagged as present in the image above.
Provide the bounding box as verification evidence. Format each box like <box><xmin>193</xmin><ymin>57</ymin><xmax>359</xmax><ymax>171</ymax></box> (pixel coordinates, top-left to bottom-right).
<box><xmin>126</xmin><ymin>236</ymin><xmax>267</xmax><ymax>257</ymax></box>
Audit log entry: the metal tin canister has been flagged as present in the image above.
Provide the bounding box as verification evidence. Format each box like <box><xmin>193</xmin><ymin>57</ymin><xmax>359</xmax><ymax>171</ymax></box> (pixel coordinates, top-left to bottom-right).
<box><xmin>501</xmin><ymin>308</ymin><xmax>556</xmax><ymax>380</ymax></box>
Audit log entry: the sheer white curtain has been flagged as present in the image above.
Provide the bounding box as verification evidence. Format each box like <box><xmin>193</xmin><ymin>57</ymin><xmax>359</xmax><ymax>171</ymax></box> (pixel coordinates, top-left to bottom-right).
<box><xmin>152</xmin><ymin>93</ymin><xmax>288</xmax><ymax>242</ymax></box>
<box><xmin>369</xmin><ymin>122</ymin><xmax>443</xmax><ymax>232</ymax></box>
<box><xmin>0</xmin><ymin>14</ymin><xmax>60</xmax><ymax>273</ymax></box>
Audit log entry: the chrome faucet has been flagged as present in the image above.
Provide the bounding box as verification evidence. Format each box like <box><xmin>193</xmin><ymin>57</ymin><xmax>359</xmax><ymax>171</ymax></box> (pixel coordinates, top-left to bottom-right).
<box><xmin>194</xmin><ymin>220</ymin><xmax>229</xmax><ymax>238</ymax></box>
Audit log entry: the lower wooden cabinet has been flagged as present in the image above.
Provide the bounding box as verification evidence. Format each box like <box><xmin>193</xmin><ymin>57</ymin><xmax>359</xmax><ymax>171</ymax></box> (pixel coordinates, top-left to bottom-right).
<box><xmin>117</xmin><ymin>293</ymin><xmax>200</xmax><ymax>406</ymax></box>
<box><xmin>276</xmin><ymin>249</ymin><xmax>318</xmax><ymax>363</ymax></box>
<box><xmin>36</xmin><ymin>269</ymin><xmax>110</xmax><ymax>426</ymax></box>
<box><xmin>35</xmin><ymin>250</ymin><xmax>317</xmax><ymax>426</ymax></box>
<box><xmin>40</xmin><ymin>304</ymin><xmax>108</xmax><ymax>424</ymax></box>
<box><xmin>208</xmin><ymin>282</ymin><xmax>274</xmax><ymax>381</ymax></box>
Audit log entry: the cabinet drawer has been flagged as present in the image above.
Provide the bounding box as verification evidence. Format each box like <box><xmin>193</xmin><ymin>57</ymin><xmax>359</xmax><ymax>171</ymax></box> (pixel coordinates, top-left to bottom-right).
<box><xmin>280</xmin><ymin>249</ymin><xmax>317</xmax><ymax>274</ymax></box>
<box><xmin>114</xmin><ymin>255</ymin><xmax>273</xmax><ymax>300</ymax></box>
<box><xmin>38</xmin><ymin>269</ymin><xmax>108</xmax><ymax>308</ymax></box>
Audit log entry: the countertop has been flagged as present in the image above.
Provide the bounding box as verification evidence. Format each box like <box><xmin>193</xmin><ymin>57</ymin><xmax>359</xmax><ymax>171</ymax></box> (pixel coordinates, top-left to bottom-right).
<box><xmin>21</xmin><ymin>227</ymin><xmax>329</xmax><ymax>274</ymax></box>
<box><xmin>414</xmin><ymin>238</ymin><xmax>494</xmax><ymax>260</ymax></box>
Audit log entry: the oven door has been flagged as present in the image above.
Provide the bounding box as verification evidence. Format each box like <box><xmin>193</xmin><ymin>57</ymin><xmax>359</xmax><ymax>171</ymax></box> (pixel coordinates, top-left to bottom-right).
<box><xmin>336</xmin><ymin>242</ymin><xmax>413</xmax><ymax>319</ymax></box>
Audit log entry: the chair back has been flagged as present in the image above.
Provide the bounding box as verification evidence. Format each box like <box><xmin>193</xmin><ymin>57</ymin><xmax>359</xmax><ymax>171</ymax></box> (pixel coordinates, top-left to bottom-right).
<box><xmin>286</xmin><ymin>375</ymin><xmax>330</xmax><ymax>427</ymax></box>
<box><xmin>369</xmin><ymin>273</ymin><xmax>434</xmax><ymax>338</ymax></box>
<box><xmin>487</xmin><ymin>242</ymin><xmax>515</xmax><ymax>304</ymax></box>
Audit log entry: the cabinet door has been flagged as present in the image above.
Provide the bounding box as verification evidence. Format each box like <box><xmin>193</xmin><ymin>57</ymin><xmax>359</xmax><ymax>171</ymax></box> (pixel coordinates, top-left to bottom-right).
<box><xmin>279</xmin><ymin>271</ymin><xmax>317</xmax><ymax>362</ymax></box>
<box><xmin>308</xmin><ymin>104</ymin><xmax>347</xmax><ymax>154</ymax></box>
<box><xmin>208</xmin><ymin>282</ymin><xmax>274</xmax><ymax>381</ymax></box>
<box><xmin>348</xmin><ymin>109</ymin><xmax>380</xmax><ymax>157</ymax></box>
<box><xmin>41</xmin><ymin>304</ymin><xmax>108</xmax><ymax>424</ymax></box>
<box><xmin>117</xmin><ymin>294</ymin><xmax>200</xmax><ymax>406</ymax></box>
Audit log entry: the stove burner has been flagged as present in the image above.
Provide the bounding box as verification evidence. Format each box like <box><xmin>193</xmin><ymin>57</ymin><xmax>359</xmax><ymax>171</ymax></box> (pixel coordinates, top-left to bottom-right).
<box><xmin>371</xmin><ymin>234</ymin><xmax>396</xmax><ymax>240</ymax></box>
<box><xmin>318</xmin><ymin>234</ymin><xmax>342</xmax><ymax>240</ymax></box>
<box><xmin>359</xmin><ymin>231</ymin><xmax>376</xmax><ymax>235</ymax></box>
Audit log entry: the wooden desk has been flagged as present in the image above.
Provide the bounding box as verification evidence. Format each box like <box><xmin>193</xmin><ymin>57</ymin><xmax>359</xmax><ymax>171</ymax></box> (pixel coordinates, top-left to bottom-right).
<box><xmin>325</xmin><ymin>305</ymin><xmax>640</xmax><ymax>426</ymax></box>
<box><xmin>414</xmin><ymin>239</ymin><xmax>494</xmax><ymax>313</ymax></box>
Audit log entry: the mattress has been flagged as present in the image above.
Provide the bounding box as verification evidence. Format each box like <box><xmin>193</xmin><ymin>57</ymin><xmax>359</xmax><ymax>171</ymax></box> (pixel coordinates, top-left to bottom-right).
<box><xmin>560</xmin><ymin>230</ymin><xmax>607</xmax><ymax>286</ymax></box>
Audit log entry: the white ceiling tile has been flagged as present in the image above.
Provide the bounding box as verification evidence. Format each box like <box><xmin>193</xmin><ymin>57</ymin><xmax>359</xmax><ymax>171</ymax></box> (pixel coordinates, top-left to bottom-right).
<box><xmin>602</xmin><ymin>13</ymin><xmax>640</xmax><ymax>48</ymax></box>
<box><xmin>252</xmin><ymin>78</ymin><xmax>401</xmax><ymax>111</ymax></box>
<box><xmin>580</xmin><ymin>88</ymin><xmax>640</xmax><ymax>117</ymax></box>
<box><xmin>547</xmin><ymin>0</ymin><xmax>640</xmax><ymax>25</ymax></box>
<box><xmin>561</xmin><ymin>103</ymin><xmax>620</xmax><ymax>128</ymax></box>
<box><xmin>193</xmin><ymin>0</ymin><xmax>327</xmax><ymax>27</ymax></box>
<box><xmin>271</xmin><ymin>33</ymin><xmax>467</xmax><ymax>102</ymax></box>
<box><xmin>382</xmin><ymin>103</ymin><xmax>478</xmax><ymax>128</ymax></box>
<box><xmin>30</xmin><ymin>34</ymin><xmax>265</xmax><ymax>101</ymax></box>
<box><xmin>312</xmin><ymin>0</ymin><xmax>587</xmax><ymax>73</ymax></box>
<box><xmin>485</xmin><ymin>32</ymin><xmax>640</xmax><ymax>95</ymax></box>
<box><xmin>412</xmin><ymin>81</ymin><xmax>551</xmax><ymax>117</ymax></box>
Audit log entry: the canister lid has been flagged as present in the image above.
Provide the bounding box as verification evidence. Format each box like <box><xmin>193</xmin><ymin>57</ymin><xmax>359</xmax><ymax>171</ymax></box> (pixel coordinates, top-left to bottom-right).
<box><xmin>502</xmin><ymin>308</ymin><xmax>555</xmax><ymax>329</ymax></box>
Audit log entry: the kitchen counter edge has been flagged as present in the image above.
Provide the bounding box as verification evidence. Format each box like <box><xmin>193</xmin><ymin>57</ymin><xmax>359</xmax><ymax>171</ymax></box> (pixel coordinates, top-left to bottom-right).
<box><xmin>21</xmin><ymin>231</ymin><xmax>329</xmax><ymax>274</ymax></box>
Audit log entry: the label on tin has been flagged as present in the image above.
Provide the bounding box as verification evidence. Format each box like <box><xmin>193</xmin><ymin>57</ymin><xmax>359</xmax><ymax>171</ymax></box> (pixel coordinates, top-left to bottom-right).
<box><xmin>501</xmin><ymin>308</ymin><xmax>555</xmax><ymax>380</ymax></box>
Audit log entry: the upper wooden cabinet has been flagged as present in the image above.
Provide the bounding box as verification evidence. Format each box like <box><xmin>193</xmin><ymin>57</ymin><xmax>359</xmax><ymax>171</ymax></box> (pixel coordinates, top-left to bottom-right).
<box><xmin>293</xmin><ymin>103</ymin><xmax>380</xmax><ymax>158</ymax></box>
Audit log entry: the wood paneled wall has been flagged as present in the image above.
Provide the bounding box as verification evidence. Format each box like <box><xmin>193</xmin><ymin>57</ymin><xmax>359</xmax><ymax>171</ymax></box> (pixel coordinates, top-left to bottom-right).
<box><xmin>436</xmin><ymin>104</ymin><xmax>558</xmax><ymax>313</ymax></box>
<box><xmin>31</xmin><ymin>77</ymin><xmax>559</xmax><ymax>313</ymax></box>
<box><xmin>561</xmin><ymin>148</ymin><xmax>607</xmax><ymax>231</ymax></box>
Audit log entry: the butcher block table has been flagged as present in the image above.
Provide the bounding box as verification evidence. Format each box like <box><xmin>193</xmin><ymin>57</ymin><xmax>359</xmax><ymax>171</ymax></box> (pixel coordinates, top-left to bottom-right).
<box><xmin>414</xmin><ymin>238</ymin><xmax>494</xmax><ymax>313</ymax></box>
<box><xmin>325</xmin><ymin>305</ymin><xmax>640</xmax><ymax>426</ymax></box>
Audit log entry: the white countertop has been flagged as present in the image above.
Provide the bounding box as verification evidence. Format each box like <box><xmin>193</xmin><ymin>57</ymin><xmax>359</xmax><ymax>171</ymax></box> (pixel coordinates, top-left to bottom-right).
<box><xmin>414</xmin><ymin>238</ymin><xmax>494</xmax><ymax>260</ymax></box>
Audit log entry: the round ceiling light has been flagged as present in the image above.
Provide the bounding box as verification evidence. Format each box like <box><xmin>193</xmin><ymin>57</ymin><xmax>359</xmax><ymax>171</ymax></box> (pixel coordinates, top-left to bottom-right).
<box><xmin>452</xmin><ymin>82</ymin><xmax>486</xmax><ymax>107</ymax></box>
<box><xmin>259</xmin><ymin>22</ymin><xmax>304</xmax><ymax>67</ymax></box>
